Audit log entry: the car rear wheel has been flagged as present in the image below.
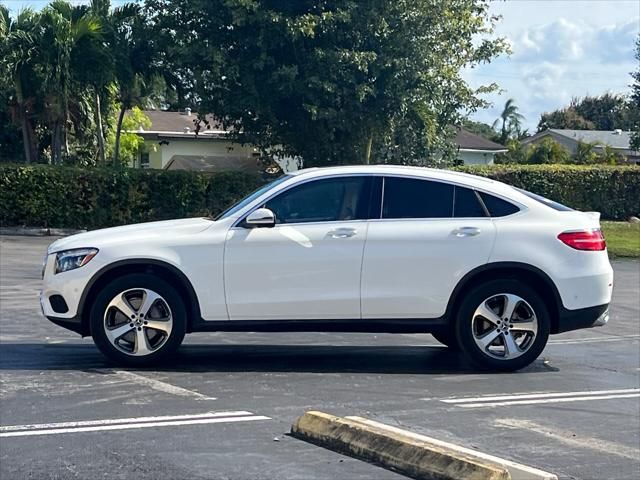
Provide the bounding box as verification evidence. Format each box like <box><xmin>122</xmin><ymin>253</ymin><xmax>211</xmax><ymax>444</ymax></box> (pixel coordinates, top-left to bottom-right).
<box><xmin>90</xmin><ymin>274</ymin><xmax>186</xmax><ymax>366</ymax></box>
<box><xmin>455</xmin><ymin>280</ymin><xmax>550</xmax><ymax>371</ymax></box>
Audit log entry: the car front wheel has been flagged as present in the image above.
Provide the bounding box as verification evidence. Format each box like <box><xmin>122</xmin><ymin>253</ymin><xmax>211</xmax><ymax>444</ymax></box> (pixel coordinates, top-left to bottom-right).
<box><xmin>90</xmin><ymin>274</ymin><xmax>186</xmax><ymax>366</ymax></box>
<box><xmin>455</xmin><ymin>280</ymin><xmax>550</xmax><ymax>371</ymax></box>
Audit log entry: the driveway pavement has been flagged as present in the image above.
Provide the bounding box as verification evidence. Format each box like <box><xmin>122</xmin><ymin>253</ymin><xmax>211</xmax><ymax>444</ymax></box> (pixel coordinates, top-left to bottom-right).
<box><xmin>1</xmin><ymin>235</ymin><xmax>638</xmax><ymax>479</ymax></box>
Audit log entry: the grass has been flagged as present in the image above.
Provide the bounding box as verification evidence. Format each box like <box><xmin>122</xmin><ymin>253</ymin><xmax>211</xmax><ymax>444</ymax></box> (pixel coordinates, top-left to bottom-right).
<box><xmin>601</xmin><ymin>222</ymin><xmax>640</xmax><ymax>258</ymax></box>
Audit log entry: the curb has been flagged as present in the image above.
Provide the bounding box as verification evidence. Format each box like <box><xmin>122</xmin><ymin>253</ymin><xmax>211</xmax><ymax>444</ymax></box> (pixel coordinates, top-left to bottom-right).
<box><xmin>291</xmin><ymin>411</ymin><xmax>557</xmax><ymax>480</ymax></box>
<box><xmin>291</xmin><ymin>411</ymin><xmax>509</xmax><ymax>480</ymax></box>
<box><xmin>0</xmin><ymin>227</ymin><xmax>86</xmax><ymax>237</ymax></box>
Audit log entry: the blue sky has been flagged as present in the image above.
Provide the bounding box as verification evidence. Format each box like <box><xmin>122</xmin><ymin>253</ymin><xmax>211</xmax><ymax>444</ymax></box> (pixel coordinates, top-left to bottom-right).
<box><xmin>5</xmin><ymin>0</ymin><xmax>639</xmax><ymax>131</ymax></box>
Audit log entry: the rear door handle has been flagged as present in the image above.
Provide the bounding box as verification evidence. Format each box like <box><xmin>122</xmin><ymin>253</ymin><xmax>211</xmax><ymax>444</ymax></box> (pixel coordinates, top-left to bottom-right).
<box><xmin>453</xmin><ymin>226</ymin><xmax>481</xmax><ymax>237</ymax></box>
<box><xmin>328</xmin><ymin>228</ymin><xmax>357</xmax><ymax>239</ymax></box>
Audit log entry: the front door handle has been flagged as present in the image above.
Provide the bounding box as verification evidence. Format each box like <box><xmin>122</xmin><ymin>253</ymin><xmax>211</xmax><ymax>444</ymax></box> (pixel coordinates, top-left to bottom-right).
<box><xmin>328</xmin><ymin>228</ymin><xmax>357</xmax><ymax>239</ymax></box>
<box><xmin>453</xmin><ymin>226</ymin><xmax>481</xmax><ymax>237</ymax></box>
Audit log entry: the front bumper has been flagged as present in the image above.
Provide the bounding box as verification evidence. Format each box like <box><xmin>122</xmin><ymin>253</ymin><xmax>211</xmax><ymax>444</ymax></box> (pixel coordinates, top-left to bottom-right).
<box><xmin>46</xmin><ymin>314</ymin><xmax>86</xmax><ymax>336</ymax></box>
<box><xmin>556</xmin><ymin>303</ymin><xmax>609</xmax><ymax>334</ymax></box>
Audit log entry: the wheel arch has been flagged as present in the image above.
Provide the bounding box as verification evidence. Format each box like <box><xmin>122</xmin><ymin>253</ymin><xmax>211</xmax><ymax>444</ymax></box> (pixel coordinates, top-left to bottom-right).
<box><xmin>78</xmin><ymin>259</ymin><xmax>201</xmax><ymax>336</ymax></box>
<box><xmin>446</xmin><ymin>262</ymin><xmax>563</xmax><ymax>334</ymax></box>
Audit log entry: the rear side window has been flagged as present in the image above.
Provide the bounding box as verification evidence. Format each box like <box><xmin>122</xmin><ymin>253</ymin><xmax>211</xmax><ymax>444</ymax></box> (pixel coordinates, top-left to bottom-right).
<box><xmin>515</xmin><ymin>188</ymin><xmax>574</xmax><ymax>212</ymax></box>
<box><xmin>454</xmin><ymin>186</ymin><xmax>487</xmax><ymax>218</ymax></box>
<box><xmin>382</xmin><ymin>177</ymin><xmax>454</xmax><ymax>219</ymax></box>
<box><xmin>478</xmin><ymin>192</ymin><xmax>520</xmax><ymax>217</ymax></box>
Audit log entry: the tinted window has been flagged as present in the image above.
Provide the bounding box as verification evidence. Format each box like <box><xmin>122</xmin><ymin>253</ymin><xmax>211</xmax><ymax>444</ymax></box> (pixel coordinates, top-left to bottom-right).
<box><xmin>265</xmin><ymin>177</ymin><xmax>369</xmax><ymax>224</ymax></box>
<box><xmin>382</xmin><ymin>177</ymin><xmax>453</xmax><ymax>219</ymax></box>
<box><xmin>454</xmin><ymin>186</ymin><xmax>487</xmax><ymax>218</ymax></box>
<box><xmin>515</xmin><ymin>188</ymin><xmax>573</xmax><ymax>212</ymax></box>
<box><xmin>478</xmin><ymin>192</ymin><xmax>520</xmax><ymax>217</ymax></box>
<box><xmin>216</xmin><ymin>175</ymin><xmax>291</xmax><ymax>220</ymax></box>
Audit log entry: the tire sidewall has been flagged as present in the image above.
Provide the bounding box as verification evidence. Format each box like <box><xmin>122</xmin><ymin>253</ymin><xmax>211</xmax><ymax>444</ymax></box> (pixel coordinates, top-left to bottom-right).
<box><xmin>455</xmin><ymin>279</ymin><xmax>550</xmax><ymax>371</ymax></box>
<box><xmin>90</xmin><ymin>273</ymin><xmax>186</xmax><ymax>366</ymax></box>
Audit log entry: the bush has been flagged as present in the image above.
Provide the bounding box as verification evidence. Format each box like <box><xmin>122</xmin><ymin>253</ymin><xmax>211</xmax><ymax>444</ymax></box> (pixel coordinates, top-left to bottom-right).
<box><xmin>0</xmin><ymin>165</ymin><xmax>263</xmax><ymax>229</ymax></box>
<box><xmin>457</xmin><ymin>164</ymin><xmax>640</xmax><ymax>220</ymax></box>
<box><xmin>1</xmin><ymin>164</ymin><xmax>638</xmax><ymax>229</ymax></box>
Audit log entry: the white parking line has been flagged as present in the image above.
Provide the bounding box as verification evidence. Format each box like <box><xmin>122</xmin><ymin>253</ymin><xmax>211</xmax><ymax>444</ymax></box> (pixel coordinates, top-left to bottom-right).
<box><xmin>442</xmin><ymin>388</ymin><xmax>640</xmax><ymax>408</ymax></box>
<box><xmin>496</xmin><ymin>418</ymin><xmax>640</xmax><ymax>461</ymax></box>
<box><xmin>549</xmin><ymin>334</ymin><xmax>640</xmax><ymax>345</ymax></box>
<box><xmin>0</xmin><ymin>411</ymin><xmax>270</xmax><ymax>438</ymax></box>
<box><xmin>114</xmin><ymin>370</ymin><xmax>216</xmax><ymax>400</ymax></box>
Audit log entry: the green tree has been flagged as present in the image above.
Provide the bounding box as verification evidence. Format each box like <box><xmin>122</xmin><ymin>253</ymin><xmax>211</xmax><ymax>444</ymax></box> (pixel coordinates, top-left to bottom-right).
<box><xmin>462</xmin><ymin>119</ymin><xmax>500</xmax><ymax>142</ymax></box>
<box><xmin>630</xmin><ymin>36</ymin><xmax>640</xmax><ymax>151</ymax></box>
<box><xmin>146</xmin><ymin>0</ymin><xmax>507</xmax><ymax>167</ymax></box>
<box><xmin>0</xmin><ymin>6</ymin><xmax>42</xmax><ymax>163</ymax></box>
<box><xmin>538</xmin><ymin>93</ymin><xmax>637</xmax><ymax>132</ymax></box>
<box><xmin>492</xmin><ymin>98</ymin><xmax>525</xmax><ymax>144</ymax></box>
<box><xmin>527</xmin><ymin>138</ymin><xmax>570</xmax><ymax>164</ymax></box>
<box><xmin>106</xmin><ymin>106</ymin><xmax>151</xmax><ymax>165</ymax></box>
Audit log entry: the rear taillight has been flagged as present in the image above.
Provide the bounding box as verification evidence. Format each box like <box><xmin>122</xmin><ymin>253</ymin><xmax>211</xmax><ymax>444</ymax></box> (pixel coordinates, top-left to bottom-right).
<box><xmin>558</xmin><ymin>229</ymin><xmax>606</xmax><ymax>251</ymax></box>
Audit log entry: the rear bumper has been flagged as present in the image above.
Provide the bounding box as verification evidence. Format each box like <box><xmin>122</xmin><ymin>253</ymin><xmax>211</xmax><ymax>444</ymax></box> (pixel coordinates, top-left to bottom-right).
<box><xmin>556</xmin><ymin>303</ymin><xmax>609</xmax><ymax>334</ymax></box>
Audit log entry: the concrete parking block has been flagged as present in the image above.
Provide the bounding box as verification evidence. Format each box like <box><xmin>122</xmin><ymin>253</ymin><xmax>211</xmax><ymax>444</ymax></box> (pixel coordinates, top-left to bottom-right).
<box><xmin>291</xmin><ymin>410</ymin><xmax>512</xmax><ymax>480</ymax></box>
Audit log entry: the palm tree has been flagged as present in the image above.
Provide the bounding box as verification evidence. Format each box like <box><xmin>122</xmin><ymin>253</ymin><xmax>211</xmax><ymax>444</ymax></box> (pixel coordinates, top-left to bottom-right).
<box><xmin>39</xmin><ymin>0</ymin><xmax>101</xmax><ymax>164</ymax></box>
<box><xmin>0</xmin><ymin>6</ymin><xmax>40</xmax><ymax>163</ymax></box>
<box><xmin>492</xmin><ymin>98</ymin><xmax>525</xmax><ymax>144</ymax></box>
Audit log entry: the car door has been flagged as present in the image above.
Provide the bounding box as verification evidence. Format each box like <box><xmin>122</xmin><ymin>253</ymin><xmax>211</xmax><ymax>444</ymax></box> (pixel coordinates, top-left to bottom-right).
<box><xmin>361</xmin><ymin>176</ymin><xmax>496</xmax><ymax>319</ymax></box>
<box><xmin>224</xmin><ymin>175</ymin><xmax>374</xmax><ymax>320</ymax></box>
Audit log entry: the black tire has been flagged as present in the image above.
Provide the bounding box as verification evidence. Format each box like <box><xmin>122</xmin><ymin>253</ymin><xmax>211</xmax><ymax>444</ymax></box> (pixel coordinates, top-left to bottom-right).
<box><xmin>455</xmin><ymin>279</ymin><xmax>550</xmax><ymax>371</ymax></box>
<box><xmin>431</xmin><ymin>331</ymin><xmax>460</xmax><ymax>350</ymax></box>
<box><xmin>90</xmin><ymin>273</ymin><xmax>187</xmax><ymax>366</ymax></box>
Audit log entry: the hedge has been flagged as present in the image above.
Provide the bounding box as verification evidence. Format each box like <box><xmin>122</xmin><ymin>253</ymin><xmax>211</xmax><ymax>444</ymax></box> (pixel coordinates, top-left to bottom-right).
<box><xmin>0</xmin><ymin>164</ymin><xmax>638</xmax><ymax>229</ymax></box>
<box><xmin>457</xmin><ymin>165</ymin><xmax>640</xmax><ymax>221</ymax></box>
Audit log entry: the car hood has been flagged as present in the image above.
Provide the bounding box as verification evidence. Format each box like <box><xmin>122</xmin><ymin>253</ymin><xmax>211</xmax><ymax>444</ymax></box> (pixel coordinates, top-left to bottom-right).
<box><xmin>47</xmin><ymin>217</ymin><xmax>215</xmax><ymax>254</ymax></box>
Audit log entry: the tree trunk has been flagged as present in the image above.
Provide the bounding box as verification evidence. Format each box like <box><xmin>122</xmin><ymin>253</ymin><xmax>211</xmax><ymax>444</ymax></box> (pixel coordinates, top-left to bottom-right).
<box><xmin>14</xmin><ymin>73</ymin><xmax>33</xmax><ymax>164</ymax></box>
<box><xmin>364</xmin><ymin>135</ymin><xmax>373</xmax><ymax>164</ymax></box>
<box><xmin>52</xmin><ymin>121</ymin><xmax>62</xmax><ymax>165</ymax></box>
<box><xmin>94</xmin><ymin>89</ymin><xmax>106</xmax><ymax>164</ymax></box>
<box><xmin>113</xmin><ymin>104</ymin><xmax>126</xmax><ymax>167</ymax></box>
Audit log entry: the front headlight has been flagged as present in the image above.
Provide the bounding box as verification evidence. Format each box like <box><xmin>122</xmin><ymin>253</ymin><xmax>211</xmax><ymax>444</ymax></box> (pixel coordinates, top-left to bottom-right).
<box><xmin>55</xmin><ymin>248</ymin><xmax>99</xmax><ymax>274</ymax></box>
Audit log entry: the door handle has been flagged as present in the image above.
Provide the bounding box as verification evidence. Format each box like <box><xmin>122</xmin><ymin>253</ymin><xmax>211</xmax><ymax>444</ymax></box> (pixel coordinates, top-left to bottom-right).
<box><xmin>453</xmin><ymin>226</ymin><xmax>481</xmax><ymax>237</ymax></box>
<box><xmin>328</xmin><ymin>228</ymin><xmax>357</xmax><ymax>239</ymax></box>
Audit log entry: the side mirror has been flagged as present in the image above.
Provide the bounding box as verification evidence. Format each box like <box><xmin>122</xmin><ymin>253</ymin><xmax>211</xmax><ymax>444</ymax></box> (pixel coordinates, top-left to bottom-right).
<box><xmin>244</xmin><ymin>208</ymin><xmax>276</xmax><ymax>228</ymax></box>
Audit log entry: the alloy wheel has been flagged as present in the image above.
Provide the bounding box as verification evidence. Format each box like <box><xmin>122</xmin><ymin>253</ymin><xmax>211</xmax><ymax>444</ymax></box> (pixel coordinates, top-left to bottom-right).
<box><xmin>103</xmin><ymin>288</ymin><xmax>173</xmax><ymax>356</ymax></box>
<box><xmin>471</xmin><ymin>293</ymin><xmax>538</xmax><ymax>360</ymax></box>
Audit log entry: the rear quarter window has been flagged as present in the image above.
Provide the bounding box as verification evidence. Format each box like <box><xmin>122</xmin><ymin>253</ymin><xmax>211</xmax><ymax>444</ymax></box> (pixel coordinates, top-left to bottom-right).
<box><xmin>478</xmin><ymin>192</ymin><xmax>520</xmax><ymax>217</ymax></box>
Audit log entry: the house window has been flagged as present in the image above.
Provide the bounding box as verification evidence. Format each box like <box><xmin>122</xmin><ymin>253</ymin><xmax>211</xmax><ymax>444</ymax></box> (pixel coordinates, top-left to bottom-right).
<box><xmin>140</xmin><ymin>152</ymin><xmax>150</xmax><ymax>169</ymax></box>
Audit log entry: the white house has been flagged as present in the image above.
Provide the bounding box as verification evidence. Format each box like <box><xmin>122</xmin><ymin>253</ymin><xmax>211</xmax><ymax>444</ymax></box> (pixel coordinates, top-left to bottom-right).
<box><xmin>453</xmin><ymin>128</ymin><xmax>508</xmax><ymax>165</ymax></box>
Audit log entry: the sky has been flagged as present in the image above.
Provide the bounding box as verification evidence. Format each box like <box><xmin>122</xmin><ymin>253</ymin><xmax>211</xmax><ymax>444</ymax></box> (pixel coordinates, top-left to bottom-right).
<box><xmin>4</xmin><ymin>0</ymin><xmax>640</xmax><ymax>131</ymax></box>
<box><xmin>466</xmin><ymin>0</ymin><xmax>640</xmax><ymax>130</ymax></box>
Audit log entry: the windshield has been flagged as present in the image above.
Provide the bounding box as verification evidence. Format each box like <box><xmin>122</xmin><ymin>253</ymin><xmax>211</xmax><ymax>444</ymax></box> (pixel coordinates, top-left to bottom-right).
<box><xmin>214</xmin><ymin>175</ymin><xmax>292</xmax><ymax>220</ymax></box>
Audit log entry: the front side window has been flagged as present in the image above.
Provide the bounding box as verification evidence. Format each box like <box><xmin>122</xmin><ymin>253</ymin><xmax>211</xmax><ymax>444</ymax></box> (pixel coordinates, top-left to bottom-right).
<box><xmin>382</xmin><ymin>177</ymin><xmax>454</xmax><ymax>219</ymax></box>
<box><xmin>215</xmin><ymin>175</ymin><xmax>291</xmax><ymax>220</ymax></box>
<box><xmin>265</xmin><ymin>176</ymin><xmax>370</xmax><ymax>224</ymax></box>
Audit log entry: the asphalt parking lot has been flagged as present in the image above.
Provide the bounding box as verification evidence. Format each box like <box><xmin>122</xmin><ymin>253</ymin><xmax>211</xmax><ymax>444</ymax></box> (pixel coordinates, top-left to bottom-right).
<box><xmin>1</xmin><ymin>235</ymin><xmax>638</xmax><ymax>480</ymax></box>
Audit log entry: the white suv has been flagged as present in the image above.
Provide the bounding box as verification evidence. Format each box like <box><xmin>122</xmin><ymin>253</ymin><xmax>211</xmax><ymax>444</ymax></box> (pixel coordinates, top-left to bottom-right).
<box><xmin>41</xmin><ymin>166</ymin><xmax>613</xmax><ymax>370</ymax></box>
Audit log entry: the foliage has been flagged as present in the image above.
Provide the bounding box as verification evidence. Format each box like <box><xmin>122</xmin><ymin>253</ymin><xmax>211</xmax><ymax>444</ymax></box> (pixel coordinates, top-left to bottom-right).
<box><xmin>457</xmin><ymin>164</ymin><xmax>640</xmax><ymax>220</ymax></box>
<box><xmin>492</xmin><ymin>98</ymin><xmax>525</xmax><ymax>143</ymax></box>
<box><xmin>526</xmin><ymin>138</ymin><xmax>571</xmax><ymax>165</ymax></box>
<box><xmin>631</xmin><ymin>36</ymin><xmax>640</xmax><ymax>151</ymax></box>
<box><xmin>0</xmin><ymin>164</ymin><xmax>264</xmax><ymax>229</ymax></box>
<box><xmin>538</xmin><ymin>93</ymin><xmax>638</xmax><ymax>132</ymax></box>
<box><xmin>105</xmin><ymin>106</ymin><xmax>151</xmax><ymax>166</ymax></box>
<box><xmin>145</xmin><ymin>0</ymin><xmax>508</xmax><ymax>167</ymax></box>
<box><xmin>1</xmin><ymin>164</ymin><xmax>638</xmax><ymax>229</ymax></box>
<box><xmin>462</xmin><ymin>120</ymin><xmax>500</xmax><ymax>142</ymax></box>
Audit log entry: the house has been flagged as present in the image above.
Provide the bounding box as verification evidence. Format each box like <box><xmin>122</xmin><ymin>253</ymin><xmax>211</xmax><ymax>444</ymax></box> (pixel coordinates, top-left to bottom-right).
<box><xmin>521</xmin><ymin>129</ymin><xmax>640</xmax><ymax>164</ymax></box>
<box><xmin>128</xmin><ymin>109</ymin><xmax>300</xmax><ymax>173</ymax></box>
<box><xmin>454</xmin><ymin>128</ymin><xmax>508</xmax><ymax>165</ymax></box>
<box><xmin>129</xmin><ymin>110</ymin><xmax>506</xmax><ymax>170</ymax></box>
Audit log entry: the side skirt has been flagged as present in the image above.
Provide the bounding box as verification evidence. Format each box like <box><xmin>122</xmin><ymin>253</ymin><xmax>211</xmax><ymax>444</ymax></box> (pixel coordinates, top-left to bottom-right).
<box><xmin>190</xmin><ymin>318</ymin><xmax>449</xmax><ymax>334</ymax></box>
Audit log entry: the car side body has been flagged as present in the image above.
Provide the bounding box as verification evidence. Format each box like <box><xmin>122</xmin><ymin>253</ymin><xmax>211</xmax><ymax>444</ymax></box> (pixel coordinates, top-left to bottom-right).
<box><xmin>41</xmin><ymin>165</ymin><xmax>613</xmax><ymax>369</ymax></box>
